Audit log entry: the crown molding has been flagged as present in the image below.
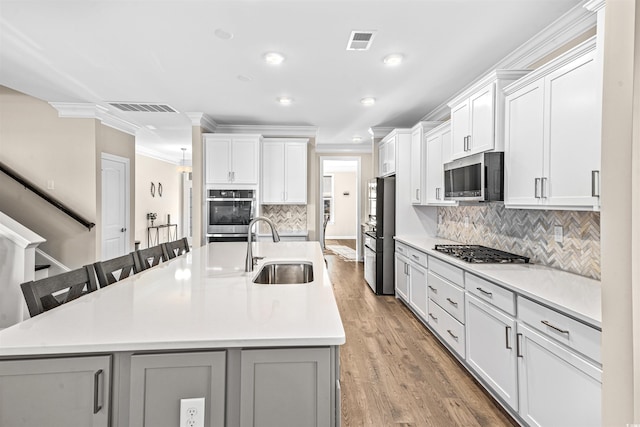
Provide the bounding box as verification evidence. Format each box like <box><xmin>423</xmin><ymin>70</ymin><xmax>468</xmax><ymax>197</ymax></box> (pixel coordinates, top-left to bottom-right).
<box><xmin>213</xmin><ymin>124</ymin><xmax>318</xmax><ymax>138</ymax></box>
<box><xmin>422</xmin><ymin>1</ymin><xmax>597</xmax><ymax>121</ymax></box>
<box><xmin>369</xmin><ymin>127</ymin><xmax>395</xmax><ymax>139</ymax></box>
<box><xmin>315</xmin><ymin>143</ymin><xmax>372</xmax><ymax>154</ymax></box>
<box><xmin>185</xmin><ymin>112</ymin><xmax>218</xmax><ymax>132</ymax></box>
<box><xmin>584</xmin><ymin>0</ymin><xmax>605</xmax><ymax>13</ymax></box>
<box><xmin>135</xmin><ymin>145</ymin><xmax>180</xmax><ymax>164</ymax></box>
<box><xmin>48</xmin><ymin>102</ymin><xmax>140</xmax><ymax>135</ymax></box>
<box><xmin>262</xmin><ymin>137</ymin><xmax>310</xmax><ymax>144</ymax></box>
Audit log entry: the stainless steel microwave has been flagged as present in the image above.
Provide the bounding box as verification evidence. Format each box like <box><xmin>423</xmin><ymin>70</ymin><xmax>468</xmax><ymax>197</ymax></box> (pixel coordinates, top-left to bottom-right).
<box><xmin>444</xmin><ymin>152</ymin><xmax>504</xmax><ymax>202</ymax></box>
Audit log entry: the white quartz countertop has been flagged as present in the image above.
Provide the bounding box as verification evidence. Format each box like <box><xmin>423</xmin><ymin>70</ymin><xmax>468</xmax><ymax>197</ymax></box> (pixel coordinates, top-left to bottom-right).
<box><xmin>0</xmin><ymin>242</ymin><xmax>345</xmax><ymax>357</ymax></box>
<box><xmin>394</xmin><ymin>235</ymin><xmax>602</xmax><ymax>328</ymax></box>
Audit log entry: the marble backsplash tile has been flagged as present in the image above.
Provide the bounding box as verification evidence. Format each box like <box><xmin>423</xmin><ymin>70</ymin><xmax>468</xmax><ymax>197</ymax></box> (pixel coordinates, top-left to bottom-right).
<box><xmin>260</xmin><ymin>205</ymin><xmax>307</xmax><ymax>232</ymax></box>
<box><xmin>436</xmin><ymin>204</ymin><xmax>600</xmax><ymax>280</ymax></box>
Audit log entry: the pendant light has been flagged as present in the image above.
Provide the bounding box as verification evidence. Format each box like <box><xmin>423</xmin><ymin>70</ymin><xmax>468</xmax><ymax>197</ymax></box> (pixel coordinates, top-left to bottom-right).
<box><xmin>177</xmin><ymin>148</ymin><xmax>192</xmax><ymax>173</ymax></box>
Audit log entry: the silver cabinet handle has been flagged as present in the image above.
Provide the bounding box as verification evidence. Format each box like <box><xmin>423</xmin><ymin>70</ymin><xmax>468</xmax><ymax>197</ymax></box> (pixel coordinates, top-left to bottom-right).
<box><xmin>415</xmin><ymin>189</ymin><xmax>419</xmax><ymax>201</ymax></box>
<box><xmin>467</xmin><ymin>135</ymin><xmax>471</xmax><ymax>151</ymax></box>
<box><xmin>534</xmin><ymin>178</ymin><xmax>541</xmax><ymax>198</ymax></box>
<box><xmin>592</xmin><ymin>170</ymin><xmax>600</xmax><ymax>197</ymax></box>
<box><xmin>463</xmin><ymin>136</ymin><xmax>468</xmax><ymax>151</ymax></box>
<box><xmin>516</xmin><ymin>333</ymin><xmax>523</xmax><ymax>357</ymax></box>
<box><xmin>435</xmin><ymin>187</ymin><xmax>439</xmax><ymax>200</ymax></box>
<box><xmin>505</xmin><ymin>326</ymin><xmax>512</xmax><ymax>349</ymax></box>
<box><xmin>428</xmin><ymin>285</ymin><xmax>438</xmax><ymax>293</ymax></box>
<box><xmin>541</xmin><ymin>177</ymin><xmax>547</xmax><ymax>198</ymax></box>
<box><xmin>412</xmin><ymin>254</ymin><xmax>420</xmax><ymax>261</ymax></box>
<box><xmin>93</xmin><ymin>369</ymin><xmax>103</xmax><ymax>414</ymax></box>
<box><xmin>541</xmin><ymin>320</ymin><xmax>570</xmax><ymax>335</ymax></box>
<box><xmin>429</xmin><ymin>313</ymin><xmax>438</xmax><ymax>322</ymax></box>
<box><xmin>476</xmin><ymin>287</ymin><xmax>492</xmax><ymax>297</ymax></box>
<box><xmin>447</xmin><ymin>329</ymin><xmax>459</xmax><ymax>340</ymax></box>
<box><xmin>446</xmin><ymin>297</ymin><xmax>458</xmax><ymax>307</ymax></box>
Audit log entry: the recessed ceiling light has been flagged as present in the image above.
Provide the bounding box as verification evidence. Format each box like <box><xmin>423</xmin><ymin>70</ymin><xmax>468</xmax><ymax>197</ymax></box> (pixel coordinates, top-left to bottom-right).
<box><xmin>277</xmin><ymin>96</ymin><xmax>293</xmax><ymax>105</ymax></box>
<box><xmin>360</xmin><ymin>97</ymin><xmax>376</xmax><ymax>106</ymax></box>
<box><xmin>383</xmin><ymin>53</ymin><xmax>404</xmax><ymax>66</ymax></box>
<box><xmin>214</xmin><ymin>28</ymin><xmax>233</xmax><ymax>40</ymax></box>
<box><xmin>146</xmin><ymin>125</ymin><xmax>156</xmax><ymax>130</ymax></box>
<box><xmin>352</xmin><ymin>136</ymin><xmax>362</xmax><ymax>143</ymax></box>
<box><xmin>264</xmin><ymin>52</ymin><xmax>285</xmax><ymax>65</ymax></box>
<box><xmin>237</xmin><ymin>75</ymin><xmax>252</xmax><ymax>82</ymax></box>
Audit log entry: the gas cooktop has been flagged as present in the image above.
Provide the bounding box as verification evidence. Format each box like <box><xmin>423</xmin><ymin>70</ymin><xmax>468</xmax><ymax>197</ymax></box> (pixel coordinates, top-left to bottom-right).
<box><xmin>433</xmin><ymin>244</ymin><xmax>530</xmax><ymax>264</ymax></box>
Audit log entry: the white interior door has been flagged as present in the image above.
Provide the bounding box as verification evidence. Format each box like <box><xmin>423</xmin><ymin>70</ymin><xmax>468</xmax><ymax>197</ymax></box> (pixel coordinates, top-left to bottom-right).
<box><xmin>101</xmin><ymin>154</ymin><xmax>129</xmax><ymax>260</ymax></box>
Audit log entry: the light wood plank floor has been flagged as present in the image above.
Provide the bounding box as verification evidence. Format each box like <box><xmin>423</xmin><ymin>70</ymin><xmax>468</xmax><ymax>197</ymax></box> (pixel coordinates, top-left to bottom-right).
<box><xmin>324</xmin><ymin>252</ymin><xmax>518</xmax><ymax>426</ymax></box>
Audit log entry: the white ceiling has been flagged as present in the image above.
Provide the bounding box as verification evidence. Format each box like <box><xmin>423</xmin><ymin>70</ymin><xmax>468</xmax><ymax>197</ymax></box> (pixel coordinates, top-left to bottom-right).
<box><xmin>0</xmin><ymin>0</ymin><xmax>583</xmax><ymax>163</ymax></box>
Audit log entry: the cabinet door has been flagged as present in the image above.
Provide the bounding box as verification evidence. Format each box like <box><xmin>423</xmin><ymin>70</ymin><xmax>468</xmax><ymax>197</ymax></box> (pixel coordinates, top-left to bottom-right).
<box><xmin>450</xmin><ymin>100</ymin><xmax>470</xmax><ymax>160</ymax></box>
<box><xmin>261</xmin><ymin>142</ymin><xmax>285</xmax><ymax>203</ymax></box>
<box><xmin>465</xmin><ymin>295</ymin><xmax>518</xmax><ymax>410</ymax></box>
<box><xmin>410</xmin><ymin>127</ymin><xmax>424</xmax><ymax>204</ymax></box>
<box><xmin>285</xmin><ymin>143</ymin><xmax>307</xmax><ymax>203</ymax></box>
<box><xmin>408</xmin><ymin>263</ymin><xmax>428</xmax><ymax>320</ymax></box>
<box><xmin>378</xmin><ymin>141</ymin><xmax>387</xmax><ymax>176</ymax></box>
<box><xmin>544</xmin><ymin>50</ymin><xmax>600</xmax><ymax>208</ymax></box>
<box><xmin>206</xmin><ymin>137</ymin><xmax>232</xmax><ymax>184</ymax></box>
<box><xmin>425</xmin><ymin>132</ymin><xmax>443</xmax><ymax>204</ymax></box>
<box><xmin>395</xmin><ymin>254</ymin><xmax>410</xmax><ymax>302</ymax></box>
<box><xmin>386</xmin><ymin>135</ymin><xmax>396</xmax><ymax>175</ymax></box>
<box><xmin>231</xmin><ymin>137</ymin><xmax>259</xmax><ymax>184</ymax></box>
<box><xmin>517</xmin><ymin>324</ymin><xmax>601</xmax><ymax>427</ymax></box>
<box><xmin>129</xmin><ymin>351</ymin><xmax>226</xmax><ymax>427</ymax></box>
<box><xmin>504</xmin><ymin>81</ymin><xmax>545</xmax><ymax>207</ymax></box>
<box><xmin>0</xmin><ymin>355</ymin><xmax>111</xmax><ymax>427</ymax></box>
<box><xmin>468</xmin><ymin>82</ymin><xmax>496</xmax><ymax>154</ymax></box>
<box><xmin>240</xmin><ymin>348</ymin><xmax>331</xmax><ymax>427</ymax></box>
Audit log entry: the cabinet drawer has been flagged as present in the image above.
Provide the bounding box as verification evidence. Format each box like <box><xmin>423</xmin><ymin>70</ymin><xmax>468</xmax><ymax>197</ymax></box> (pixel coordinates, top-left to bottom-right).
<box><xmin>427</xmin><ymin>271</ymin><xmax>465</xmax><ymax>323</ymax></box>
<box><xmin>407</xmin><ymin>248</ymin><xmax>428</xmax><ymax>268</ymax></box>
<box><xmin>395</xmin><ymin>243</ymin><xmax>409</xmax><ymax>257</ymax></box>
<box><xmin>428</xmin><ymin>299</ymin><xmax>466</xmax><ymax>359</ymax></box>
<box><xmin>518</xmin><ymin>297</ymin><xmax>601</xmax><ymax>364</ymax></box>
<box><xmin>466</xmin><ymin>274</ymin><xmax>516</xmax><ymax>316</ymax></box>
<box><xmin>429</xmin><ymin>256</ymin><xmax>463</xmax><ymax>287</ymax></box>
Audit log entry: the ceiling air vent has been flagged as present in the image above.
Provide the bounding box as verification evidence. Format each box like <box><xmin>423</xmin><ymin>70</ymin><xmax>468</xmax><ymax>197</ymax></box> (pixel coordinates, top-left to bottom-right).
<box><xmin>109</xmin><ymin>103</ymin><xmax>178</xmax><ymax>113</ymax></box>
<box><xmin>346</xmin><ymin>30</ymin><xmax>376</xmax><ymax>51</ymax></box>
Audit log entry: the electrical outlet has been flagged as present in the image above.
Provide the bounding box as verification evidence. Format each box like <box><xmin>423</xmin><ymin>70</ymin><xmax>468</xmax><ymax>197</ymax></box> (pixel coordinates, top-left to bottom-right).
<box><xmin>464</xmin><ymin>216</ymin><xmax>469</xmax><ymax>228</ymax></box>
<box><xmin>554</xmin><ymin>225</ymin><xmax>563</xmax><ymax>243</ymax></box>
<box><xmin>180</xmin><ymin>397</ymin><xmax>205</xmax><ymax>427</ymax></box>
<box><xmin>47</xmin><ymin>180</ymin><xmax>55</xmax><ymax>190</ymax></box>
<box><xmin>286</xmin><ymin>211</ymin><xmax>292</xmax><ymax>219</ymax></box>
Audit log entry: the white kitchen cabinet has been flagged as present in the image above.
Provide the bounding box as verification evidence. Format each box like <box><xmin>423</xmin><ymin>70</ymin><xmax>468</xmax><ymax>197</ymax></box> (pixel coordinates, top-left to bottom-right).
<box><xmin>466</xmin><ymin>294</ymin><xmax>518</xmax><ymax>410</ymax></box>
<box><xmin>394</xmin><ymin>250</ymin><xmax>410</xmax><ymax>303</ymax></box>
<box><xmin>517</xmin><ymin>323</ymin><xmax>601</xmax><ymax>427</ymax></box>
<box><xmin>0</xmin><ymin>355</ymin><xmax>111</xmax><ymax>427</ymax></box>
<box><xmin>240</xmin><ymin>348</ymin><xmax>331</xmax><ymax>427</ymax></box>
<box><xmin>424</xmin><ymin>122</ymin><xmax>457</xmax><ymax>205</ymax></box>
<box><xmin>379</xmin><ymin>129</ymin><xmax>410</xmax><ymax>177</ymax></box>
<box><xmin>204</xmin><ymin>134</ymin><xmax>261</xmax><ymax>186</ymax></box>
<box><xmin>504</xmin><ymin>37</ymin><xmax>600</xmax><ymax>210</ymax></box>
<box><xmin>261</xmin><ymin>139</ymin><xmax>308</xmax><ymax>204</ymax></box>
<box><xmin>129</xmin><ymin>351</ymin><xmax>226</xmax><ymax>427</ymax></box>
<box><xmin>408</xmin><ymin>260</ymin><xmax>428</xmax><ymax>320</ymax></box>
<box><xmin>448</xmin><ymin>70</ymin><xmax>529</xmax><ymax>161</ymax></box>
<box><xmin>410</xmin><ymin>122</ymin><xmax>441</xmax><ymax>204</ymax></box>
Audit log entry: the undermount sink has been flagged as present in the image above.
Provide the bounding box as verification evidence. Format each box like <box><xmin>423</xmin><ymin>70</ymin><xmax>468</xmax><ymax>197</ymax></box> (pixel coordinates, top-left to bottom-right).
<box><xmin>253</xmin><ymin>262</ymin><xmax>314</xmax><ymax>285</ymax></box>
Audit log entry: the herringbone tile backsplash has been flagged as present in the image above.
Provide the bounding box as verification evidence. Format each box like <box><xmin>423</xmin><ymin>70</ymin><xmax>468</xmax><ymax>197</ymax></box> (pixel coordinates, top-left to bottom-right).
<box><xmin>260</xmin><ymin>205</ymin><xmax>307</xmax><ymax>232</ymax></box>
<box><xmin>437</xmin><ymin>204</ymin><xmax>600</xmax><ymax>280</ymax></box>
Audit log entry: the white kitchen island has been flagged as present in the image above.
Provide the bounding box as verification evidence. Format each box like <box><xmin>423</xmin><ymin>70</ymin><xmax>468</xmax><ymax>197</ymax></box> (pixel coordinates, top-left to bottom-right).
<box><xmin>0</xmin><ymin>241</ymin><xmax>345</xmax><ymax>427</ymax></box>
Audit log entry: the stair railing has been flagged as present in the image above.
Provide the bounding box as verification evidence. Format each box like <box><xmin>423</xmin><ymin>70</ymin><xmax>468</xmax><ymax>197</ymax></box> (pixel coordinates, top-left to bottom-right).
<box><xmin>0</xmin><ymin>161</ymin><xmax>95</xmax><ymax>231</ymax></box>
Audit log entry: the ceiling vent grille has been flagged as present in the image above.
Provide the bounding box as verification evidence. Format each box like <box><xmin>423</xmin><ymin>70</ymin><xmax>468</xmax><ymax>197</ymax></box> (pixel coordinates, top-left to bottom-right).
<box><xmin>346</xmin><ymin>30</ymin><xmax>376</xmax><ymax>51</ymax></box>
<box><xmin>109</xmin><ymin>103</ymin><xmax>178</xmax><ymax>113</ymax></box>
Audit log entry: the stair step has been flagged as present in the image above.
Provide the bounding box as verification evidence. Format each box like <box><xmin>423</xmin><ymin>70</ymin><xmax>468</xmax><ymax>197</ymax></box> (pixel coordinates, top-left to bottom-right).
<box><xmin>35</xmin><ymin>264</ymin><xmax>51</xmax><ymax>271</ymax></box>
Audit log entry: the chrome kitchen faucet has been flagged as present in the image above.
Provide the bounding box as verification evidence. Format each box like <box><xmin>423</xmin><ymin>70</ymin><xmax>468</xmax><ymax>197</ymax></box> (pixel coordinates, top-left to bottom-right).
<box><xmin>245</xmin><ymin>217</ymin><xmax>280</xmax><ymax>272</ymax></box>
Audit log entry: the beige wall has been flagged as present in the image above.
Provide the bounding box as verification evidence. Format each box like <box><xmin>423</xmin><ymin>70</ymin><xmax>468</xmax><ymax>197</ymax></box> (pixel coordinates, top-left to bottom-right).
<box><xmin>191</xmin><ymin>126</ymin><xmax>204</xmax><ymax>247</ymax></box>
<box><xmin>0</xmin><ymin>86</ymin><xmax>98</xmax><ymax>268</ymax></box>
<box><xmin>96</xmin><ymin>122</ymin><xmax>136</xmax><ymax>258</ymax></box>
<box><xmin>601</xmin><ymin>1</ymin><xmax>640</xmax><ymax>425</ymax></box>
<box><xmin>134</xmin><ymin>154</ymin><xmax>182</xmax><ymax>248</ymax></box>
<box><xmin>325</xmin><ymin>171</ymin><xmax>357</xmax><ymax>239</ymax></box>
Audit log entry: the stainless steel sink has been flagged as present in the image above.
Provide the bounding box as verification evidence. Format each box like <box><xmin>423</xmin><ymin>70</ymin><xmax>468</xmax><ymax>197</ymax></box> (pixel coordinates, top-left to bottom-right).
<box><xmin>252</xmin><ymin>262</ymin><xmax>314</xmax><ymax>284</ymax></box>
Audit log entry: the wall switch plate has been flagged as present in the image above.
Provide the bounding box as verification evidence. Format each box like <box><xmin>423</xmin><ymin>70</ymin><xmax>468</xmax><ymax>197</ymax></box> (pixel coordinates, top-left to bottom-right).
<box><xmin>180</xmin><ymin>397</ymin><xmax>205</xmax><ymax>427</ymax></box>
<box><xmin>286</xmin><ymin>211</ymin><xmax>292</xmax><ymax>219</ymax></box>
<box><xmin>464</xmin><ymin>216</ymin><xmax>469</xmax><ymax>228</ymax></box>
<box><xmin>554</xmin><ymin>225</ymin><xmax>563</xmax><ymax>243</ymax></box>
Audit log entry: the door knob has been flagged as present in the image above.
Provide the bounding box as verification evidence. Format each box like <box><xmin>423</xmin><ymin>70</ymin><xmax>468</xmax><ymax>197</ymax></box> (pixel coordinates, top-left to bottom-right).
<box><xmin>121</xmin><ymin>228</ymin><xmax>127</xmax><ymax>232</ymax></box>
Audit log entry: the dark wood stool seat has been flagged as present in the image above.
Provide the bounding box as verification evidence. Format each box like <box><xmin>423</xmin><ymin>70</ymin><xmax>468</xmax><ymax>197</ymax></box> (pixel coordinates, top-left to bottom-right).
<box><xmin>94</xmin><ymin>252</ymin><xmax>141</xmax><ymax>288</ymax></box>
<box><xmin>136</xmin><ymin>244</ymin><xmax>166</xmax><ymax>270</ymax></box>
<box><xmin>162</xmin><ymin>237</ymin><xmax>190</xmax><ymax>260</ymax></box>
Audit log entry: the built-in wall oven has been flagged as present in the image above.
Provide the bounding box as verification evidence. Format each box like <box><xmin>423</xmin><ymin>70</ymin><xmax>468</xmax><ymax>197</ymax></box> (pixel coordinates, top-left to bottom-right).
<box><xmin>206</xmin><ymin>189</ymin><xmax>256</xmax><ymax>242</ymax></box>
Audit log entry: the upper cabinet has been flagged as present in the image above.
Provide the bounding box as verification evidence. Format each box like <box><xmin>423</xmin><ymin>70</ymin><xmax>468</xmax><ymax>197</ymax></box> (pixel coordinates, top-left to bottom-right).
<box><xmin>261</xmin><ymin>139</ymin><xmax>308</xmax><ymax>204</ymax></box>
<box><xmin>204</xmin><ymin>134</ymin><xmax>261</xmax><ymax>186</ymax></box>
<box><xmin>378</xmin><ymin>130</ymin><xmax>409</xmax><ymax>177</ymax></box>
<box><xmin>424</xmin><ymin>122</ymin><xmax>457</xmax><ymax>206</ymax></box>
<box><xmin>410</xmin><ymin>122</ymin><xmax>440</xmax><ymax>204</ymax></box>
<box><xmin>504</xmin><ymin>37</ymin><xmax>601</xmax><ymax>210</ymax></box>
<box><xmin>448</xmin><ymin>70</ymin><xmax>530</xmax><ymax>161</ymax></box>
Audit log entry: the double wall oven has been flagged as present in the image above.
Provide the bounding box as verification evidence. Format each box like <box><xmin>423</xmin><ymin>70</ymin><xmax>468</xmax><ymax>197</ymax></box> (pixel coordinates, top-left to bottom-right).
<box><xmin>206</xmin><ymin>189</ymin><xmax>256</xmax><ymax>242</ymax></box>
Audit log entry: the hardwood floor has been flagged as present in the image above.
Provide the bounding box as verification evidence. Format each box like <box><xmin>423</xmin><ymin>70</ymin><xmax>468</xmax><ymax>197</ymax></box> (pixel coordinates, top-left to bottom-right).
<box><xmin>325</xmin><ymin>239</ymin><xmax>357</xmax><ymax>251</ymax></box>
<box><xmin>324</xmin><ymin>253</ymin><xmax>518</xmax><ymax>427</ymax></box>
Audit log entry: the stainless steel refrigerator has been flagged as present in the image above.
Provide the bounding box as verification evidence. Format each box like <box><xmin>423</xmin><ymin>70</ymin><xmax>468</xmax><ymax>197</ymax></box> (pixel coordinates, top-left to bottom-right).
<box><xmin>363</xmin><ymin>176</ymin><xmax>395</xmax><ymax>295</ymax></box>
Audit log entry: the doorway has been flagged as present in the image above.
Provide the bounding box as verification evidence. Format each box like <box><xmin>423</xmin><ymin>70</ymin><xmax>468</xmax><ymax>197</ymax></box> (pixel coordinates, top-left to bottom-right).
<box><xmin>101</xmin><ymin>153</ymin><xmax>130</xmax><ymax>260</ymax></box>
<box><xmin>319</xmin><ymin>157</ymin><xmax>361</xmax><ymax>261</ymax></box>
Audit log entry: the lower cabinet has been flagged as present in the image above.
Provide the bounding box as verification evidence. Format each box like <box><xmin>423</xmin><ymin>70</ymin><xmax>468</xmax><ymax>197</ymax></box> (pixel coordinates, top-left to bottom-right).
<box><xmin>0</xmin><ymin>355</ymin><xmax>111</xmax><ymax>427</ymax></box>
<box><xmin>129</xmin><ymin>351</ymin><xmax>226</xmax><ymax>427</ymax></box>
<box><xmin>240</xmin><ymin>347</ymin><xmax>331</xmax><ymax>427</ymax></box>
<box><xmin>408</xmin><ymin>262</ymin><xmax>428</xmax><ymax>319</ymax></box>
<box><xmin>517</xmin><ymin>323</ymin><xmax>601</xmax><ymax>427</ymax></box>
<box><xmin>465</xmin><ymin>294</ymin><xmax>518</xmax><ymax>409</ymax></box>
<box><xmin>395</xmin><ymin>252</ymin><xmax>410</xmax><ymax>302</ymax></box>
